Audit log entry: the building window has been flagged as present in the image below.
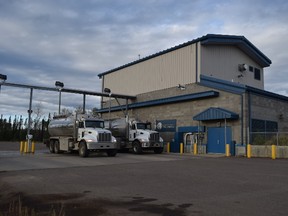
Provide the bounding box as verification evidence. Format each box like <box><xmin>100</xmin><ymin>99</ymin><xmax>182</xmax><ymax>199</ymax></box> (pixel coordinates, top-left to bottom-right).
<box><xmin>254</xmin><ymin>68</ymin><xmax>261</xmax><ymax>80</ymax></box>
<box><xmin>249</xmin><ymin>66</ymin><xmax>254</xmax><ymax>72</ymax></box>
<box><xmin>252</xmin><ymin>119</ymin><xmax>278</xmax><ymax>132</ymax></box>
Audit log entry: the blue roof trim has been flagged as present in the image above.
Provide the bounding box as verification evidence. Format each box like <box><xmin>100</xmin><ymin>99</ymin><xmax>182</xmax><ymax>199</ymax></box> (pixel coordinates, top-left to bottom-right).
<box><xmin>200</xmin><ymin>75</ymin><xmax>246</xmax><ymax>94</ymax></box>
<box><xmin>98</xmin><ymin>90</ymin><xmax>219</xmax><ymax>113</ymax></box>
<box><xmin>98</xmin><ymin>34</ymin><xmax>271</xmax><ymax>78</ymax></box>
<box><xmin>246</xmin><ymin>86</ymin><xmax>288</xmax><ymax>102</ymax></box>
<box><xmin>200</xmin><ymin>75</ymin><xmax>288</xmax><ymax>102</ymax></box>
<box><xmin>193</xmin><ymin>107</ymin><xmax>239</xmax><ymax>121</ymax></box>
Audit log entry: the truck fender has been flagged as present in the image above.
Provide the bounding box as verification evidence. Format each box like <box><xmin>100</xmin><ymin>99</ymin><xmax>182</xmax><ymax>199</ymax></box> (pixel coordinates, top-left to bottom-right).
<box><xmin>82</xmin><ymin>134</ymin><xmax>97</xmax><ymax>142</ymax></box>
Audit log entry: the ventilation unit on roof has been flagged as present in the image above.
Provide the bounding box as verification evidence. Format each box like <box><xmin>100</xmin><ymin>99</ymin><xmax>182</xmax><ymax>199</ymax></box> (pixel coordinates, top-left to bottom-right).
<box><xmin>238</xmin><ymin>64</ymin><xmax>248</xmax><ymax>72</ymax></box>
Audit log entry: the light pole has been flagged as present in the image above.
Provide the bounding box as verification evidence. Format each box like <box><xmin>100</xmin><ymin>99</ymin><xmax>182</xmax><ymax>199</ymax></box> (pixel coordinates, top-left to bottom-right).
<box><xmin>27</xmin><ymin>88</ymin><xmax>33</xmax><ymax>147</ymax></box>
<box><xmin>0</xmin><ymin>74</ymin><xmax>7</xmax><ymax>93</ymax></box>
<box><xmin>55</xmin><ymin>81</ymin><xmax>64</xmax><ymax>114</ymax></box>
<box><xmin>104</xmin><ymin>88</ymin><xmax>112</xmax><ymax>125</ymax></box>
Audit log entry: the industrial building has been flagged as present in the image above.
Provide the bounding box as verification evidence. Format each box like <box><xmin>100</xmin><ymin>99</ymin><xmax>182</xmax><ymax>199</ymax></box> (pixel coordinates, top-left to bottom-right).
<box><xmin>98</xmin><ymin>34</ymin><xmax>288</xmax><ymax>154</ymax></box>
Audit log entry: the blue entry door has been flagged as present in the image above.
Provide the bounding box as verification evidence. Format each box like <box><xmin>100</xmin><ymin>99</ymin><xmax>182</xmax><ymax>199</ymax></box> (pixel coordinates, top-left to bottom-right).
<box><xmin>207</xmin><ymin>127</ymin><xmax>232</xmax><ymax>153</ymax></box>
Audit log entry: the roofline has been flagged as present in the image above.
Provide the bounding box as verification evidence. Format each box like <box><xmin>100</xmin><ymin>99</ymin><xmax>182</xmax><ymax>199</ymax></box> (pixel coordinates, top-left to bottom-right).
<box><xmin>200</xmin><ymin>34</ymin><xmax>271</xmax><ymax>67</ymax></box>
<box><xmin>200</xmin><ymin>75</ymin><xmax>288</xmax><ymax>102</ymax></box>
<box><xmin>98</xmin><ymin>90</ymin><xmax>219</xmax><ymax>113</ymax></box>
<box><xmin>98</xmin><ymin>34</ymin><xmax>272</xmax><ymax>78</ymax></box>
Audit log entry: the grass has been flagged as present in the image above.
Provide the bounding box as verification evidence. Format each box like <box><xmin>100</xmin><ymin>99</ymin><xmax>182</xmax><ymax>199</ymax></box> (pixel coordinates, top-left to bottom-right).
<box><xmin>0</xmin><ymin>195</ymin><xmax>65</xmax><ymax>216</ymax></box>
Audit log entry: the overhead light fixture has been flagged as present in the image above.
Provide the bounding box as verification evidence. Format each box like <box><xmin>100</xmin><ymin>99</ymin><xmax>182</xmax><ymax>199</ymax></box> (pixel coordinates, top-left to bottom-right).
<box><xmin>238</xmin><ymin>74</ymin><xmax>244</xmax><ymax>78</ymax></box>
<box><xmin>0</xmin><ymin>74</ymin><xmax>7</xmax><ymax>93</ymax></box>
<box><xmin>55</xmin><ymin>81</ymin><xmax>64</xmax><ymax>90</ymax></box>
<box><xmin>0</xmin><ymin>74</ymin><xmax>7</xmax><ymax>83</ymax></box>
<box><xmin>104</xmin><ymin>88</ymin><xmax>111</xmax><ymax>94</ymax></box>
<box><xmin>177</xmin><ymin>84</ymin><xmax>186</xmax><ymax>90</ymax></box>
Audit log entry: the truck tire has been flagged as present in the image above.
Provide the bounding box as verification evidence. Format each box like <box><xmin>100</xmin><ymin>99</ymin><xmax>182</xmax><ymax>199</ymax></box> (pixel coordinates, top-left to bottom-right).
<box><xmin>54</xmin><ymin>140</ymin><xmax>61</xmax><ymax>154</ymax></box>
<box><xmin>132</xmin><ymin>141</ymin><xmax>143</xmax><ymax>154</ymax></box>
<box><xmin>154</xmin><ymin>147</ymin><xmax>164</xmax><ymax>154</ymax></box>
<box><xmin>106</xmin><ymin>149</ymin><xmax>117</xmax><ymax>157</ymax></box>
<box><xmin>79</xmin><ymin>141</ymin><xmax>89</xmax><ymax>157</ymax></box>
<box><xmin>49</xmin><ymin>141</ymin><xmax>55</xmax><ymax>153</ymax></box>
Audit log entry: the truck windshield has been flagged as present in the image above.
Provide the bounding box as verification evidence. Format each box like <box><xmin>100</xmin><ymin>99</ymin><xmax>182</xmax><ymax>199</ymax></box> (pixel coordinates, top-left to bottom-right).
<box><xmin>85</xmin><ymin>120</ymin><xmax>104</xmax><ymax>128</ymax></box>
<box><xmin>136</xmin><ymin>123</ymin><xmax>151</xmax><ymax>130</ymax></box>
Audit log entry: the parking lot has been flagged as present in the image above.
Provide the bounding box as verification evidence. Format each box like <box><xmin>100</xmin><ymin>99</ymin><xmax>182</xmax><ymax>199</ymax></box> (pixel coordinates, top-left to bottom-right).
<box><xmin>1</xmin><ymin>142</ymin><xmax>288</xmax><ymax>216</ymax></box>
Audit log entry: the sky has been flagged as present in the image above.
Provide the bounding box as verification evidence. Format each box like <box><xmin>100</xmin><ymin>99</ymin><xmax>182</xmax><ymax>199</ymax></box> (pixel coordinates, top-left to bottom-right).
<box><xmin>0</xmin><ymin>0</ymin><xmax>288</xmax><ymax>119</ymax></box>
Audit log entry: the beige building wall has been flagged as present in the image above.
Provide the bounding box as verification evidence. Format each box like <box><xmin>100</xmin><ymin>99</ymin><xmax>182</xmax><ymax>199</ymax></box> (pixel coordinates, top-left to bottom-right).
<box><xmin>102</xmin><ymin>42</ymin><xmax>265</xmax><ymax>102</ymax></box>
<box><xmin>103</xmin><ymin>43</ymin><xmax>198</xmax><ymax>96</ymax></box>
<box><xmin>201</xmin><ymin>45</ymin><xmax>264</xmax><ymax>89</ymax></box>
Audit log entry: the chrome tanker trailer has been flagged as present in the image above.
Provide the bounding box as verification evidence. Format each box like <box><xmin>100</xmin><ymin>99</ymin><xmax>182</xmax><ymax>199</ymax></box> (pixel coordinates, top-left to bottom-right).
<box><xmin>105</xmin><ymin>118</ymin><xmax>164</xmax><ymax>154</ymax></box>
<box><xmin>47</xmin><ymin>114</ymin><xmax>118</xmax><ymax>157</ymax></box>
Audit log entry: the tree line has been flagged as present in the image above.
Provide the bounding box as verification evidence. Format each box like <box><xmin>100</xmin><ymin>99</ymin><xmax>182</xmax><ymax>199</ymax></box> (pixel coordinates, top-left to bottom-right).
<box><xmin>0</xmin><ymin>107</ymin><xmax>99</xmax><ymax>142</ymax></box>
<box><xmin>0</xmin><ymin>114</ymin><xmax>50</xmax><ymax>142</ymax></box>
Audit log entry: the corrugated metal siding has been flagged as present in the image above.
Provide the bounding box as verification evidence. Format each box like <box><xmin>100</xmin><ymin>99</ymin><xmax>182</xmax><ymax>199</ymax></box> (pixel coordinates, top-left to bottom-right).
<box><xmin>201</xmin><ymin>45</ymin><xmax>264</xmax><ymax>89</ymax></box>
<box><xmin>104</xmin><ymin>44</ymin><xmax>197</xmax><ymax>95</ymax></box>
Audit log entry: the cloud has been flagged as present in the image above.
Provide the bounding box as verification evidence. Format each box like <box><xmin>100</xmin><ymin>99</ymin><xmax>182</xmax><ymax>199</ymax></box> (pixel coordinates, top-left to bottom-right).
<box><xmin>0</xmin><ymin>0</ymin><xmax>288</xmax><ymax>119</ymax></box>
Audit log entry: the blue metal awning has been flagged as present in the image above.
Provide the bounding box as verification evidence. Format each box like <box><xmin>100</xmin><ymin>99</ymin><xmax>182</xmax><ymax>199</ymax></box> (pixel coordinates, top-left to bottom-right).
<box><xmin>193</xmin><ymin>107</ymin><xmax>239</xmax><ymax>121</ymax></box>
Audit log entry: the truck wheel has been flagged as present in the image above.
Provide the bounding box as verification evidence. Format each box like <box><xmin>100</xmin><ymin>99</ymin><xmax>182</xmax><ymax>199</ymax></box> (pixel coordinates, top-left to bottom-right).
<box><xmin>54</xmin><ymin>140</ymin><xmax>61</xmax><ymax>154</ymax></box>
<box><xmin>132</xmin><ymin>141</ymin><xmax>143</xmax><ymax>154</ymax></box>
<box><xmin>154</xmin><ymin>147</ymin><xmax>163</xmax><ymax>154</ymax></box>
<box><xmin>79</xmin><ymin>141</ymin><xmax>88</xmax><ymax>157</ymax></box>
<box><xmin>106</xmin><ymin>149</ymin><xmax>117</xmax><ymax>157</ymax></box>
<box><xmin>49</xmin><ymin>141</ymin><xmax>55</xmax><ymax>153</ymax></box>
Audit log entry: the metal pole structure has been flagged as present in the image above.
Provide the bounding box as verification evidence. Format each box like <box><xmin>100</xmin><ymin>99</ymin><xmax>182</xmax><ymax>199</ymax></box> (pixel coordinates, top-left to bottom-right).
<box><xmin>58</xmin><ymin>90</ymin><xmax>62</xmax><ymax>114</ymax></box>
<box><xmin>83</xmin><ymin>93</ymin><xmax>86</xmax><ymax>114</ymax></box>
<box><xmin>224</xmin><ymin>118</ymin><xmax>227</xmax><ymax>145</ymax></box>
<box><xmin>27</xmin><ymin>88</ymin><xmax>33</xmax><ymax>150</ymax></box>
<box><xmin>109</xmin><ymin>93</ymin><xmax>111</xmax><ymax>121</ymax></box>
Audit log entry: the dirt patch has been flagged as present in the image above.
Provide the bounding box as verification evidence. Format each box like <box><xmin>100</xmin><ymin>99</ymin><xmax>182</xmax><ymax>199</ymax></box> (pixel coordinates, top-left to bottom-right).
<box><xmin>0</xmin><ymin>192</ymin><xmax>193</xmax><ymax>216</ymax></box>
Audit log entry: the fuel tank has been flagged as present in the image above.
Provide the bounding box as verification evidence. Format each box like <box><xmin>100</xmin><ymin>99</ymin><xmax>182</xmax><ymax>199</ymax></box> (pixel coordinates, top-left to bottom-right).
<box><xmin>48</xmin><ymin>115</ymin><xmax>76</xmax><ymax>137</ymax></box>
<box><xmin>105</xmin><ymin>118</ymin><xmax>129</xmax><ymax>138</ymax></box>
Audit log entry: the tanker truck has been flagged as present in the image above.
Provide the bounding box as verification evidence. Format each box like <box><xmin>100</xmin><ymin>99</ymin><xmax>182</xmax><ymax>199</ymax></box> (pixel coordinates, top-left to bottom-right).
<box><xmin>105</xmin><ymin>118</ymin><xmax>164</xmax><ymax>154</ymax></box>
<box><xmin>46</xmin><ymin>114</ymin><xmax>118</xmax><ymax>157</ymax></box>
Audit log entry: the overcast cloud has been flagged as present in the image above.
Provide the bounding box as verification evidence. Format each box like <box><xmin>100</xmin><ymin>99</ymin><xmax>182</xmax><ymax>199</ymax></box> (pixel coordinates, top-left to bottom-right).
<box><xmin>0</xmin><ymin>0</ymin><xmax>288</xmax><ymax>118</ymax></box>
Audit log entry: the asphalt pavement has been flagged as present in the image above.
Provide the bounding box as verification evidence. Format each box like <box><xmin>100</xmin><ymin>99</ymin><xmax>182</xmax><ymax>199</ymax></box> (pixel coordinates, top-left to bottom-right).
<box><xmin>1</xmin><ymin>142</ymin><xmax>288</xmax><ymax>216</ymax></box>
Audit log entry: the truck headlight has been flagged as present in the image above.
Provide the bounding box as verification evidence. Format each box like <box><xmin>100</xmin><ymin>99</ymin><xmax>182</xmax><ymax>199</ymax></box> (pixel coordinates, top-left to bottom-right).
<box><xmin>139</xmin><ymin>138</ymin><xmax>149</xmax><ymax>143</ymax></box>
<box><xmin>112</xmin><ymin>136</ymin><xmax>117</xmax><ymax>143</ymax></box>
<box><xmin>86</xmin><ymin>138</ymin><xmax>97</xmax><ymax>143</ymax></box>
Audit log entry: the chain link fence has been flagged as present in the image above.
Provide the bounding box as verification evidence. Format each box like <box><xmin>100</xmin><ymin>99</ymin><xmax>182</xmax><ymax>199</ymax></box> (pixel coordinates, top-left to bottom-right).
<box><xmin>250</xmin><ymin>132</ymin><xmax>288</xmax><ymax>146</ymax></box>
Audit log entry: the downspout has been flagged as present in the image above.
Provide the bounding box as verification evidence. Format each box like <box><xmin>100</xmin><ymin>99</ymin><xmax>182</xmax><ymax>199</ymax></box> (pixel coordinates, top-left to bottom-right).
<box><xmin>100</xmin><ymin>76</ymin><xmax>104</xmax><ymax>110</ymax></box>
<box><xmin>241</xmin><ymin>94</ymin><xmax>244</xmax><ymax>145</ymax></box>
<box><xmin>248</xmin><ymin>91</ymin><xmax>252</xmax><ymax>144</ymax></box>
<box><xmin>99</xmin><ymin>76</ymin><xmax>105</xmax><ymax>119</ymax></box>
<box><xmin>195</xmin><ymin>42</ymin><xmax>198</xmax><ymax>83</ymax></box>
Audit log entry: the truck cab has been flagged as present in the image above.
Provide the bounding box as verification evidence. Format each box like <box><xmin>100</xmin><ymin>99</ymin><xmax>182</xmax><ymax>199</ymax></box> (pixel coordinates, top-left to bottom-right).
<box><xmin>129</xmin><ymin>120</ymin><xmax>164</xmax><ymax>154</ymax></box>
<box><xmin>47</xmin><ymin>114</ymin><xmax>118</xmax><ymax>157</ymax></box>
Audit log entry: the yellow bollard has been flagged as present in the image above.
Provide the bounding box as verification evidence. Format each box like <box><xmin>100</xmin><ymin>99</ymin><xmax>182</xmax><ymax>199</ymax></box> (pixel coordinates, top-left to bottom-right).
<box><xmin>31</xmin><ymin>141</ymin><xmax>35</xmax><ymax>154</ymax></box>
<box><xmin>167</xmin><ymin>142</ymin><xmax>170</xmax><ymax>153</ymax></box>
<box><xmin>225</xmin><ymin>144</ymin><xmax>230</xmax><ymax>157</ymax></box>
<box><xmin>247</xmin><ymin>144</ymin><xmax>251</xmax><ymax>158</ymax></box>
<box><xmin>193</xmin><ymin>143</ymin><xmax>197</xmax><ymax>155</ymax></box>
<box><xmin>180</xmin><ymin>143</ymin><xmax>183</xmax><ymax>154</ymax></box>
<box><xmin>271</xmin><ymin>144</ymin><xmax>276</xmax><ymax>160</ymax></box>
<box><xmin>24</xmin><ymin>141</ymin><xmax>28</xmax><ymax>153</ymax></box>
<box><xmin>20</xmin><ymin>141</ymin><xmax>24</xmax><ymax>153</ymax></box>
